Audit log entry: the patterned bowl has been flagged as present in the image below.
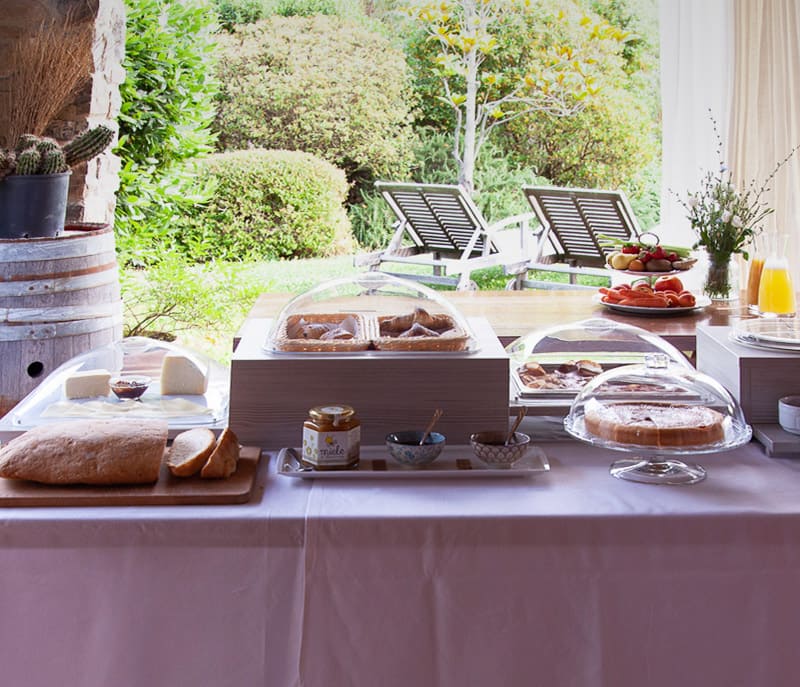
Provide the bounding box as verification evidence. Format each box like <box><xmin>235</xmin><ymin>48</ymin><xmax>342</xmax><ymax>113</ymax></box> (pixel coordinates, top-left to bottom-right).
<box><xmin>470</xmin><ymin>431</ymin><xmax>530</xmax><ymax>468</ymax></box>
<box><xmin>385</xmin><ymin>431</ymin><xmax>446</xmax><ymax>467</ymax></box>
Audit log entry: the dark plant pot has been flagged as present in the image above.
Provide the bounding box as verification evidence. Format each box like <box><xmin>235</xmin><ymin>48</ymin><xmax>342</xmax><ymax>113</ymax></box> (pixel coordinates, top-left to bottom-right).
<box><xmin>0</xmin><ymin>171</ymin><xmax>71</xmax><ymax>239</ymax></box>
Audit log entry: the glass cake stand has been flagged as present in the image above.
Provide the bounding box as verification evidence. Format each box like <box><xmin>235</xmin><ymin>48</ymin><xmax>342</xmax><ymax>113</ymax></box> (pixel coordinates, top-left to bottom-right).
<box><xmin>564</xmin><ymin>412</ymin><xmax>752</xmax><ymax>485</ymax></box>
<box><xmin>563</xmin><ymin>353</ymin><xmax>752</xmax><ymax>485</ymax></box>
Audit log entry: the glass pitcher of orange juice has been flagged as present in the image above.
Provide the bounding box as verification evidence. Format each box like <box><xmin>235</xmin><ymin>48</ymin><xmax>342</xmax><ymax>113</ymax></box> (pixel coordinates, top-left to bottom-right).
<box><xmin>758</xmin><ymin>233</ymin><xmax>796</xmax><ymax>317</ymax></box>
<box><xmin>745</xmin><ymin>234</ymin><xmax>765</xmax><ymax>313</ymax></box>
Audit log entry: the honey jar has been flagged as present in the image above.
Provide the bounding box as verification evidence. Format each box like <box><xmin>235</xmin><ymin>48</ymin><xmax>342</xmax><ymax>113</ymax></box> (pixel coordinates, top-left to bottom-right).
<box><xmin>302</xmin><ymin>404</ymin><xmax>360</xmax><ymax>469</ymax></box>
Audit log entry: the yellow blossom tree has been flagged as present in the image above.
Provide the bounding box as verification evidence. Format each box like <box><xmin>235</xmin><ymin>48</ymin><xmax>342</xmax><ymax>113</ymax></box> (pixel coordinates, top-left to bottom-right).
<box><xmin>402</xmin><ymin>0</ymin><xmax>629</xmax><ymax>192</ymax></box>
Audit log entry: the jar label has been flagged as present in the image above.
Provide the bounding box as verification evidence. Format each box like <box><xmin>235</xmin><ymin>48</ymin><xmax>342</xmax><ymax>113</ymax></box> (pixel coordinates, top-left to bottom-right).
<box><xmin>302</xmin><ymin>426</ymin><xmax>360</xmax><ymax>466</ymax></box>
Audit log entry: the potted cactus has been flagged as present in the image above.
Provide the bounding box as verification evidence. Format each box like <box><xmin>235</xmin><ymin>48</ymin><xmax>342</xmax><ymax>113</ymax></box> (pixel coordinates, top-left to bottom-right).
<box><xmin>0</xmin><ymin>124</ymin><xmax>115</xmax><ymax>239</ymax></box>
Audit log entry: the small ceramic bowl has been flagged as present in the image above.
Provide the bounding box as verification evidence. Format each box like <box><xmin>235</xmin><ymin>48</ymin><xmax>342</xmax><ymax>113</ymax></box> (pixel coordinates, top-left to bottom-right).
<box><xmin>110</xmin><ymin>375</ymin><xmax>151</xmax><ymax>400</ymax></box>
<box><xmin>779</xmin><ymin>395</ymin><xmax>800</xmax><ymax>435</ymax></box>
<box><xmin>470</xmin><ymin>431</ymin><xmax>531</xmax><ymax>468</ymax></box>
<box><xmin>385</xmin><ymin>431</ymin><xmax>446</xmax><ymax>467</ymax></box>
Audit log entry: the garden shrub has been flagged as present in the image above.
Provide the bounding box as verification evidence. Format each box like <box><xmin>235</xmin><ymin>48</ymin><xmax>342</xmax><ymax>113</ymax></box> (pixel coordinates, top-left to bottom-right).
<box><xmin>273</xmin><ymin>0</ymin><xmax>337</xmax><ymax>17</ymax></box>
<box><xmin>115</xmin><ymin>0</ymin><xmax>219</xmax><ymax>265</ymax></box>
<box><xmin>121</xmin><ymin>251</ymin><xmax>263</xmax><ymax>348</ymax></box>
<box><xmin>213</xmin><ymin>15</ymin><xmax>415</xmax><ymax>193</ymax></box>
<box><xmin>175</xmin><ymin>149</ymin><xmax>353</xmax><ymax>261</ymax></box>
<box><xmin>214</xmin><ymin>0</ymin><xmax>265</xmax><ymax>31</ymax></box>
<box><xmin>505</xmin><ymin>87</ymin><xmax>657</xmax><ymax>190</ymax></box>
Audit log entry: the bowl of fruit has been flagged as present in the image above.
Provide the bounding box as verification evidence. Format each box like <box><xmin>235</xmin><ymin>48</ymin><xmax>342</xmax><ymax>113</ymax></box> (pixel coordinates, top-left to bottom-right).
<box><xmin>597</xmin><ymin>275</ymin><xmax>701</xmax><ymax>312</ymax></box>
<box><xmin>603</xmin><ymin>233</ymin><xmax>696</xmax><ymax>274</ymax></box>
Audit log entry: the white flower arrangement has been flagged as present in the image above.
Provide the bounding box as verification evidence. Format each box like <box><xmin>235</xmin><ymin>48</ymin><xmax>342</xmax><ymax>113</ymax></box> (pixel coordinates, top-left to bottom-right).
<box><xmin>673</xmin><ymin>112</ymin><xmax>798</xmax><ymax>261</ymax></box>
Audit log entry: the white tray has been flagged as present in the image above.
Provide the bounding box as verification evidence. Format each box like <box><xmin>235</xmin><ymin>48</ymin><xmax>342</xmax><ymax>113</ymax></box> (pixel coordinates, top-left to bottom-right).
<box><xmin>277</xmin><ymin>445</ymin><xmax>550</xmax><ymax>479</ymax></box>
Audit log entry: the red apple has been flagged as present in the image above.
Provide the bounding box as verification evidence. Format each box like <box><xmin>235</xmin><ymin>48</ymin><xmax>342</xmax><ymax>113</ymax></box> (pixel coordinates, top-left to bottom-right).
<box><xmin>653</xmin><ymin>275</ymin><xmax>684</xmax><ymax>293</ymax></box>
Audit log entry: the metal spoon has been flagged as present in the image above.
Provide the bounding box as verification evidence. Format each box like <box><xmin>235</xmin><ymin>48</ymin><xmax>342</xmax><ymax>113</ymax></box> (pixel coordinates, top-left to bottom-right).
<box><xmin>419</xmin><ymin>408</ymin><xmax>444</xmax><ymax>445</ymax></box>
<box><xmin>506</xmin><ymin>406</ymin><xmax>527</xmax><ymax>445</ymax></box>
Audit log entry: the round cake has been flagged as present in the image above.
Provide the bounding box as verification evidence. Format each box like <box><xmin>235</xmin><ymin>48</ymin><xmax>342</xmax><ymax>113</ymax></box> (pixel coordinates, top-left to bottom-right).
<box><xmin>583</xmin><ymin>400</ymin><xmax>726</xmax><ymax>448</ymax></box>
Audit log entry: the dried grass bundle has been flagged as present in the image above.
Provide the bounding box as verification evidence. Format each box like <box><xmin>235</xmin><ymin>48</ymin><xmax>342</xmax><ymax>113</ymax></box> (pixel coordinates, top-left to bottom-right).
<box><xmin>0</xmin><ymin>5</ymin><xmax>94</xmax><ymax>146</ymax></box>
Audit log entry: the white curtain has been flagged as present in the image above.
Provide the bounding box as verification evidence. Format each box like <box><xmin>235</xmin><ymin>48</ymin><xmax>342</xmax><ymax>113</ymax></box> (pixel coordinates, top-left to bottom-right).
<box><xmin>659</xmin><ymin>0</ymin><xmax>734</xmax><ymax>251</ymax></box>
<box><xmin>660</xmin><ymin>0</ymin><xmax>800</xmax><ymax>285</ymax></box>
<box><xmin>729</xmin><ymin>0</ymin><xmax>800</xmax><ymax>281</ymax></box>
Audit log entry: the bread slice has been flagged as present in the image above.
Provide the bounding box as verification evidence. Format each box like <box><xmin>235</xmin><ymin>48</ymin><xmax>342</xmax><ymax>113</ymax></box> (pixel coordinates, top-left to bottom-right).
<box><xmin>0</xmin><ymin>419</ymin><xmax>168</xmax><ymax>485</ymax></box>
<box><xmin>200</xmin><ymin>427</ymin><xmax>240</xmax><ymax>479</ymax></box>
<box><xmin>166</xmin><ymin>428</ymin><xmax>216</xmax><ymax>477</ymax></box>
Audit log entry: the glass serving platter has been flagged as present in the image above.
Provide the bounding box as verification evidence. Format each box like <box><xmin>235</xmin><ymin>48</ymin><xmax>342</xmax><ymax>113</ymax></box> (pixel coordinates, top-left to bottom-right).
<box><xmin>277</xmin><ymin>445</ymin><xmax>550</xmax><ymax>479</ymax></box>
<box><xmin>732</xmin><ymin>318</ymin><xmax>800</xmax><ymax>347</ymax></box>
<box><xmin>507</xmin><ymin>319</ymin><xmax>694</xmax><ymax>403</ymax></box>
<box><xmin>7</xmin><ymin>337</ymin><xmax>230</xmax><ymax>431</ymax></box>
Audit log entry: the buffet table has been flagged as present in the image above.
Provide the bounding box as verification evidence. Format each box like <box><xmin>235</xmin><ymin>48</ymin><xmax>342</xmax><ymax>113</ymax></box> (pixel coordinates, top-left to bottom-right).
<box><xmin>4</xmin><ymin>438</ymin><xmax>800</xmax><ymax>687</ymax></box>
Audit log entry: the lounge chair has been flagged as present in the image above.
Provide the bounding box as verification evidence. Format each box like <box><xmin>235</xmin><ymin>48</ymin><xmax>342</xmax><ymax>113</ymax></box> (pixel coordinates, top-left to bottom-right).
<box><xmin>520</xmin><ymin>186</ymin><xmax>643</xmax><ymax>290</ymax></box>
<box><xmin>356</xmin><ymin>181</ymin><xmax>539</xmax><ymax>291</ymax></box>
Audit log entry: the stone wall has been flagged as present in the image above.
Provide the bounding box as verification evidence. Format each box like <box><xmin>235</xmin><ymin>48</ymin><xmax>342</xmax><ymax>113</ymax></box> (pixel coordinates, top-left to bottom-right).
<box><xmin>0</xmin><ymin>0</ymin><xmax>125</xmax><ymax>225</ymax></box>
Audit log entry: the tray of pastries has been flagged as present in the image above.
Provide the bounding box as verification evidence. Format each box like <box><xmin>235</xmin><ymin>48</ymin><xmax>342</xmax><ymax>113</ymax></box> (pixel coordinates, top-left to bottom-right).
<box><xmin>271</xmin><ymin>307</ymin><xmax>471</xmax><ymax>353</ymax></box>
<box><xmin>265</xmin><ymin>273</ymin><xmax>476</xmax><ymax>355</ymax></box>
<box><xmin>275</xmin><ymin>312</ymin><xmax>373</xmax><ymax>352</ymax></box>
<box><xmin>507</xmin><ymin>318</ymin><xmax>695</xmax><ymax>402</ymax></box>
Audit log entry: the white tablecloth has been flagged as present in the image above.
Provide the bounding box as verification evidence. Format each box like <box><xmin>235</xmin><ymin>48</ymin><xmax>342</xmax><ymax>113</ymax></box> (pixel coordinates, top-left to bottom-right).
<box><xmin>3</xmin><ymin>439</ymin><xmax>800</xmax><ymax>687</ymax></box>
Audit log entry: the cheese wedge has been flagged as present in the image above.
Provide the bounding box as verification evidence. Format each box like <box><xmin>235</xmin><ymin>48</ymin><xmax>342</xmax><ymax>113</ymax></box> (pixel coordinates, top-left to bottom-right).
<box><xmin>64</xmin><ymin>368</ymin><xmax>111</xmax><ymax>399</ymax></box>
<box><xmin>160</xmin><ymin>354</ymin><xmax>208</xmax><ymax>395</ymax></box>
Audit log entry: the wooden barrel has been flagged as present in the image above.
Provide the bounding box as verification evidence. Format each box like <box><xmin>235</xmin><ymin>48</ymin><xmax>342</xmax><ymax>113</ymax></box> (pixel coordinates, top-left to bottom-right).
<box><xmin>0</xmin><ymin>224</ymin><xmax>123</xmax><ymax>416</ymax></box>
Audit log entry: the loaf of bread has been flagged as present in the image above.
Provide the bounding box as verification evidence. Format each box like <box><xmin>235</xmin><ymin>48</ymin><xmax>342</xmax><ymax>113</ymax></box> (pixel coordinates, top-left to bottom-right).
<box><xmin>200</xmin><ymin>427</ymin><xmax>240</xmax><ymax>479</ymax></box>
<box><xmin>166</xmin><ymin>427</ymin><xmax>216</xmax><ymax>477</ymax></box>
<box><xmin>0</xmin><ymin>419</ymin><xmax>168</xmax><ymax>485</ymax></box>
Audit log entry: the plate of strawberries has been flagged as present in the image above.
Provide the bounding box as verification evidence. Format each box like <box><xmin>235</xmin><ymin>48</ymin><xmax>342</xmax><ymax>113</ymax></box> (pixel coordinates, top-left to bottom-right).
<box><xmin>595</xmin><ymin>276</ymin><xmax>710</xmax><ymax>315</ymax></box>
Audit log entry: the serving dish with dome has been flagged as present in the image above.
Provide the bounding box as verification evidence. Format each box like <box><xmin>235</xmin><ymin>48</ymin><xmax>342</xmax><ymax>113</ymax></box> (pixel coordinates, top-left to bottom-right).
<box><xmin>563</xmin><ymin>352</ymin><xmax>752</xmax><ymax>485</ymax></box>
<box><xmin>0</xmin><ymin>337</ymin><xmax>230</xmax><ymax>440</ymax></box>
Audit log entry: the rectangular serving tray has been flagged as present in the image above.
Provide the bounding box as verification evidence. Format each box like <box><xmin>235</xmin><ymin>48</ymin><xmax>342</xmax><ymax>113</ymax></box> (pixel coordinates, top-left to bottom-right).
<box><xmin>277</xmin><ymin>445</ymin><xmax>550</xmax><ymax>480</ymax></box>
<box><xmin>0</xmin><ymin>446</ymin><xmax>261</xmax><ymax>507</ymax></box>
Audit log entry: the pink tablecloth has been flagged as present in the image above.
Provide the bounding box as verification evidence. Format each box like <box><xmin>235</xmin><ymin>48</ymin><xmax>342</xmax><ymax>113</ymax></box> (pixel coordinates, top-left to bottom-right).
<box><xmin>2</xmin><ymin>439</ymin><xmax>800</xmax><ymax>687</ymax></box>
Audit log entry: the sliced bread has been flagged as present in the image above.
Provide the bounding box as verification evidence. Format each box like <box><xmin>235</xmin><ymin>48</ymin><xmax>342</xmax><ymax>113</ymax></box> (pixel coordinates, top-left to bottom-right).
<box><xmin>200</xmin><ymin>427</ymin><xmax>240</xmax><ymax>479</ymax></box>
<box><xmin>166</xmin><ymin>427</ymin><xmax>216</xmax><ymax>477</ymax></box>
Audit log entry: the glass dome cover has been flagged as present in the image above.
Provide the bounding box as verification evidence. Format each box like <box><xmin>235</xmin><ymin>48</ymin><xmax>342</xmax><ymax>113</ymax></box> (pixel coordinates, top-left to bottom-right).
<box><xmin>9</xmin><ymin>337</ymin><xmax>229</xmax><ymax>430</ymax></box>
<box><xmin>265</xmin><ymin>272</ymin><xmax>478</xmax><ymax>354</ymax></box>
<box><xmin>563</xmin><ymin>352</ymin><xmax>752</xmax><ymax>485</ymax></box>
<box><xmin>507</xmin><ymin>318</ymin><xmax>693</xmax><ymax>400</ymax></box>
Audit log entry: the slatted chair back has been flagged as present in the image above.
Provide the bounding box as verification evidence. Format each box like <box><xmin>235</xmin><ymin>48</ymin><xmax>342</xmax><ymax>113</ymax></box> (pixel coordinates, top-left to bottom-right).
<box><xmin>376</xmin><ymin>182</ymin><xmax>496</xmax><ymax>258</ymax></box>
<box><xmin>522</xmin><ymin>186</ymin><xmax>642</xmax><ymax>268</ymax></box>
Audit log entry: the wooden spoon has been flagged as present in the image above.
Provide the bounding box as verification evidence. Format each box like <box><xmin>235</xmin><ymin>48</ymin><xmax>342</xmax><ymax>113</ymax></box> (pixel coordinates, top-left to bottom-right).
<box><xmin>506</xmin><ymin>406</ymin><xmax>527</xmax><ymax>445</ymax></box>
<box><xmin>419</xmin><ymin>408</ymin><xmax>444</xmax><ymax>445</ymax></box>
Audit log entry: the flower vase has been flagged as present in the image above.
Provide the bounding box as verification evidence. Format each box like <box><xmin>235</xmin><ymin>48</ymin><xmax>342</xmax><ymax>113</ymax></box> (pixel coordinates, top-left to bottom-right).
<box><xmin>704</xmin><ymin>251</ymin><xmax>739</xmax><ymax>301</ymax></box>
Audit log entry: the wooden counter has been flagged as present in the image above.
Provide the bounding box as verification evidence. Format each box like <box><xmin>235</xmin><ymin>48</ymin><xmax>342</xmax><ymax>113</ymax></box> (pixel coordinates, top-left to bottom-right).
<box><xmin>242</xmin><ymin>290</ymin><xmax>752</xmax><ymax>355</ymax></box>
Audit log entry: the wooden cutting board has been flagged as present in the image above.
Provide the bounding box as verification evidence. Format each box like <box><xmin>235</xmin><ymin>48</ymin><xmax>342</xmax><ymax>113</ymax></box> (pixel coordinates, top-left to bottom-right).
<box><xmin>0</xmin><ymin>446</ymin><xmax>261</xmax><ymax>507</ymax></box>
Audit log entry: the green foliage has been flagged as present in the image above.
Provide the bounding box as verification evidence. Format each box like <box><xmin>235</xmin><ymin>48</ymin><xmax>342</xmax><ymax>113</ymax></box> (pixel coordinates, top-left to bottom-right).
<box><xmin>175</xmin><ymin>148</ymin><xmax>353</xmax><ymax>261</ymax></box>
<box><xmin>400</xmin><ymin>0</ymin><xmax>629</xmax><ymax>190</ymax></box>
<box><xmin>403</xmin><ymin>0</ymin><xmax>657</xmax><ymax>195</ymax></box>
<box><xmin>214</xmin><ymin>0</ymin><xmax>266</xmax><ymax>31</ymax></box>
<box><xmin>274</xmin><ymin>0</ymin><xmax>337</xmax><ymax>16</ymax></box>
<box><xmin>120</xmin><ymin>252</ymin><xmax>264</xmax><ymax>360</ymax></box>
<box><xmin>506</xmin><ymin>87</ymin><xmax>656</xmax><ymax>189</ymax></box>
<box><xmin>213</xmin><ymin>15</ymin><xmax>416</xmax><ymax>191</ymax></box>
<box><xmin>114</xmin><ymin>0</ymin><xmax>219</xmax><ymax>264</ymax></box>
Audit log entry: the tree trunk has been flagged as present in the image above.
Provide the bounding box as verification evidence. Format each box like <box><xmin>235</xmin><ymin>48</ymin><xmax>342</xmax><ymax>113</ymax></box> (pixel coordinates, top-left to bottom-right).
<box><xmin>460</xmin><ymin>46</ymin><xmax>479</xmax><ymax>193</ymax></box>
